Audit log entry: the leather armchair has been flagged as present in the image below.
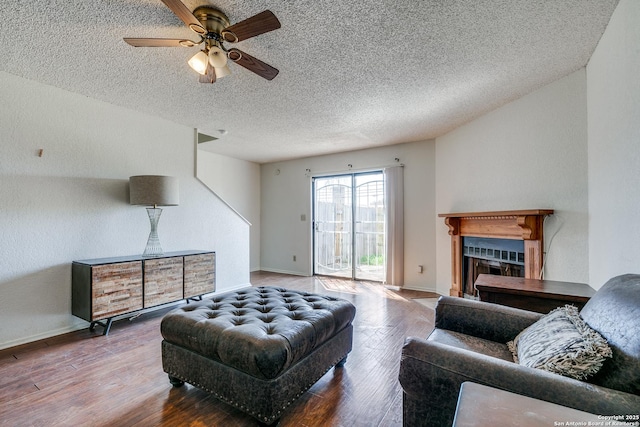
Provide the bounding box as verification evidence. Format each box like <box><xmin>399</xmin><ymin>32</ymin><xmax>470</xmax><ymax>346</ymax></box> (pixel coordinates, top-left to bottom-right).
<box><xmin>399</xmin><ymin>274</ymin><xmax>640</xmax><ymax>427</ymax></box>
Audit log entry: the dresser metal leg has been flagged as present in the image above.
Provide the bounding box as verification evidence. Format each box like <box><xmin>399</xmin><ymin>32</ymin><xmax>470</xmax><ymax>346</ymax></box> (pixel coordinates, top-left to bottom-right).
<box><xmin>89</xmin><ymin>318</ymin><xmax>114</xmax><ymax>336</ymax></box>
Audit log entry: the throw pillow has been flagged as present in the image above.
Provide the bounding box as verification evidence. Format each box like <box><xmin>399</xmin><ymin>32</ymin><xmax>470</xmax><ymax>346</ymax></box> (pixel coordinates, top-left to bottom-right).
<box><xmin>507</xmin><ymin>305</ymin><xmax>612</xmax><ymax>380</ymax></box>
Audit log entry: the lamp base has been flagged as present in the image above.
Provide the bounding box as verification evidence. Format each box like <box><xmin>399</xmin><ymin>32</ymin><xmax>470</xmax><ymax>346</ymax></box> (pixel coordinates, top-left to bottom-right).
<box><xmin>143</xmin><ymin>207</ymin><xmax>164</xmax><ymax>257</ymax></box>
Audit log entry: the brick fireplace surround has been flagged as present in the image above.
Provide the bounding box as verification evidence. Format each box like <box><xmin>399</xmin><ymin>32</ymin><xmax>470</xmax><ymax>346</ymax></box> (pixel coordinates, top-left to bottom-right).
<box><xmin>439</xmin><ymin>210</ymin><xmax>554</xmax><ymax>297</ymax></box>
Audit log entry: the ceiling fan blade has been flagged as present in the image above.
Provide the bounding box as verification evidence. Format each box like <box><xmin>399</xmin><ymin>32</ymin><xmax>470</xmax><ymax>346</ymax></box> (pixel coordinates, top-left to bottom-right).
<box><xmin>124</xmin><ymin>38</ymin><xmax>197</xmax><ymax>47</ymax></box>
<box><xmin>228</xmin><ymin>48</ymin><xmax>279</xmax><ymax>80</ymax></box>
<box><xmin>221</xmin><ymin>10</ymin><xmax>281</xmax><ymax>43</ymax></box>
<box><xmin>199</xmin><ymin>63</ymin><xmax>216</xmax><ymax>84</ymax></box>
<box><xmin>160</xmin><ymin>0</ymin><xmax>207</xmax><ymax>35</ymax></box>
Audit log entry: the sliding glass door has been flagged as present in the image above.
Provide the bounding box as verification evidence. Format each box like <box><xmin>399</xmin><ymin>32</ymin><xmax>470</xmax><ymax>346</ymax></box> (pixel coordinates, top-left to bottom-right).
<box><xmin>313</xmin><ymin>171</ymin><xmax>385</xmax><ymax>281</ymax></box>
<box><xmin>313</xmin><ymin>175</ymin><xmax>352</xmax><ymax>278</ymax></box>
<box><xmin>354</xmin><ymin>173</ymin><xmax>385</xmax><ymax>281</ymax></box>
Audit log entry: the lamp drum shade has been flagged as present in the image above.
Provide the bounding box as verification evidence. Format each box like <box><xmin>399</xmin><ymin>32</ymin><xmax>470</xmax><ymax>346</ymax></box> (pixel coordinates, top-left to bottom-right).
<box><xmin>129</xmin><ymin>175</ymin><xmax>179</xmax><ymax>206</ymax></box>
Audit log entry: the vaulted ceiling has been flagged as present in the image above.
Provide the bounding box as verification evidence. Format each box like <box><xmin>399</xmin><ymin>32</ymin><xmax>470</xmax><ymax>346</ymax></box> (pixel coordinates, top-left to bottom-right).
<box><xmin>0</xmin><ymin>1</ymin><xmax>619</xmax><ymax>163</ymax></box>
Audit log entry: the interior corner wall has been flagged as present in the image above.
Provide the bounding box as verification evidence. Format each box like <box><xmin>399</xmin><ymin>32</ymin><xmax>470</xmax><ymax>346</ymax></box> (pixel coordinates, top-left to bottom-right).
<box><xmin>0</xmin><ymin>72</ymin><xmax>250</xmax><ymax>350</ymax></box>
<box><xmin>587</xmin><ymin>0</ymin><xmax>640</xmax><ymax>288</ymax></box>
<box><xmin>196</xmin><ymin>150</ymin><xmax>261</xmax><ymax>271</ymax></box>
<box><xmin>434</xmin><ymin>70</ymin><xmax>589</xmax><ymax>296</ymax></box>
<box><xmin>260</xmin><ymin>140</ymin><xmax>437</xmax><ymax>291</ymax></box>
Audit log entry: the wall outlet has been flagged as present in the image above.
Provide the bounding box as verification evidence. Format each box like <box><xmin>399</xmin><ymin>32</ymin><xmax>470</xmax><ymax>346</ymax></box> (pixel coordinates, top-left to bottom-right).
<box><xmin>417</xmin><ymin>265</ymin><xmax>423</xmax><ymax>273</ymax></box>
<box><xmin>293</xmin><ymin>255</ymin><xmax>297</xmax><ymax>262</ymax></box>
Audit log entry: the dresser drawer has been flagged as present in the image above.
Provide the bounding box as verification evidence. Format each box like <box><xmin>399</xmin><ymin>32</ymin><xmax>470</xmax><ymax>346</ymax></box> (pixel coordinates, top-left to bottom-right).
<box><xmin>184</xmin><ymin>253</ymin><xmax>216</xmax><ymax>298</ymax></box>
<box><xmin>91</xmin><ymin>261</ymin><xmax>143</xmax><ymax>320</ymax></box>
<box><xmin>143</xmin><ymin>257</ymin><xmax>184</xmax><ymax>307</ymax></box>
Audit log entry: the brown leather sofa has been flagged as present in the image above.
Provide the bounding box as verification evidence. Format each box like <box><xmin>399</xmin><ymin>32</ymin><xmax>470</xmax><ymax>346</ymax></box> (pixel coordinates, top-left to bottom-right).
<box><xmin>399</xmin><ymin>274</ymin><xmax>640</xmax><ymax>427</ymax></box>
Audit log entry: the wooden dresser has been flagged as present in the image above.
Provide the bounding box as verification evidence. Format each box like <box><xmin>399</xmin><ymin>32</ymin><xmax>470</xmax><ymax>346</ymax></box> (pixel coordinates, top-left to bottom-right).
<box><xmin>72</xmin><ymin>250</ymin><xmax>215</xmax><ymax>335</ymax></box>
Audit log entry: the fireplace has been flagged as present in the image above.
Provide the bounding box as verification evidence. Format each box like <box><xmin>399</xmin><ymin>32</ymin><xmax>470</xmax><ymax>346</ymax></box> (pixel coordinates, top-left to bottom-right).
<box><xmin>462</xmin><ymin>237</ymin><xmax>525</xmax><ymax>297</ymax></box>
<box><xmin>439</xmin><ymin>210</ymin><xmax>553</xmax><ymax>297</ymax></box>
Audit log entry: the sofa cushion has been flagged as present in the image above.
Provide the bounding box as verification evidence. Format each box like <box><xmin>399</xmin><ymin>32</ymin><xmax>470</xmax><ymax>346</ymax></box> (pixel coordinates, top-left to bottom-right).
<box><xmin>507</xmin><ymin>305</ymin><xmax>612</xmax><ymax>380</ymax></box>
<box><xmin>428</xmin><ymin>329</ymin><xmax>514</xmax><ymax>362</ymax></box>
<box><xmin>579</xmin><ymin>274</ymin><xmax>640</xmax><ymax>394</ymax></box>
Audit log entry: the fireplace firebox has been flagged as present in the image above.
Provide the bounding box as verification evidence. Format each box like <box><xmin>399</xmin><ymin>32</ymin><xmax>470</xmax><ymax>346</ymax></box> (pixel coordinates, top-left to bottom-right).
<box><xmin>439</xmin><ymin>210</ymin><xmax>554</xmax><ymax>297</ymax></box>
<box><xmin>462</xmin><ymin>237</ymin><xmax>525</xmax><ymax>297</ymax></box>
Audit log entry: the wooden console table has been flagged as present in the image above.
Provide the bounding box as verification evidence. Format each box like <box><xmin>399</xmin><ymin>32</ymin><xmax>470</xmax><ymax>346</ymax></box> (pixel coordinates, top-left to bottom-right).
<box><xmin>453</xmin><ymin>382</ymin><xmax>601</xmax><ymax>426</ymax></box>
<box><xmin>72</xmin><ymin>250</ymin><xmax>215</xmax><ymax>335</ymax></box>
<box><xmin>474</xmin><ymin>273</ymin><xmax>595</xmax><ymax>313</ymax></box>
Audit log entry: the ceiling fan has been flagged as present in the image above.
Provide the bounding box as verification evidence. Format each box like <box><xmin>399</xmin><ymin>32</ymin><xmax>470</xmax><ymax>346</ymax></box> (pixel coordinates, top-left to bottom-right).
<box><xmin>124</xmin><ymin>0</ymin><xmax>281</xmax><ymax>83</ymax></box>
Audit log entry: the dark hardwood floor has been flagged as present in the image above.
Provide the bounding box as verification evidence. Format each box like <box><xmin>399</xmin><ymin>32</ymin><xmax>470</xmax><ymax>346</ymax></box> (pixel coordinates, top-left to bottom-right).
<box><xmin>0</xmin><ymin>272</ymin><xmax>437</xmax><ymax>427</ymax></box>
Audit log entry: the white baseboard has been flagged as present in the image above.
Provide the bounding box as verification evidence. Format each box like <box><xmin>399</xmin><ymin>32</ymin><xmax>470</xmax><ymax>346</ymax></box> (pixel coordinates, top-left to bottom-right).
<box><xmin>398</xmin><ymin>284</ymin><xmax>440</xmax><ymax>294</ymax></box>
<box><xmin>207</xmin><ymin>283</ymin><xmax>252</xmax><ymax>295</ymax></box>
<box><xmin>0</xmin><ymin>324</ymin><xmax>85</xmax><ymax>351</ymax></box>
<box><xmin>257</xmin><ymin>268</ymin><xmax>311</xmax><ymax>277</ymax></box>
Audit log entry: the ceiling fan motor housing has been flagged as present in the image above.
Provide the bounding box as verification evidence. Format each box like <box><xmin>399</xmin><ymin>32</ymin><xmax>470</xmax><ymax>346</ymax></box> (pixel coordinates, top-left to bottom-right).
<box><xmin>193</xmin><ymin>6</ymin><xmax>230</xmax><ymax>36</ymax></box>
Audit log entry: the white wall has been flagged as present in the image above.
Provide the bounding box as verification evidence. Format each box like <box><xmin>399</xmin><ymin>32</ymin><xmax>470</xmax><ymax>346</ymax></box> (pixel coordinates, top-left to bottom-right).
<box><xmin>435</xmin><ymin>70</ymin><xmax>590</xmax><ymax>296</ymax></box>
<box><xmin>0</xmin><ymin>72</ymin><xmax>250</xmax><ymax>349</ymax></box>
<box><xmin>260</xmin><ymin>140</ymin><xmax>437</xmax><ymax>291</ymax></box>
<box><xmin>197</xmin><ymin>149</ymin><xmax>261</xmax><ymax>271</ymax></box>
<box><xmin>587</xmin><ymin>0</ymin><xmax>640</xmax><ymax>288</ymax></box>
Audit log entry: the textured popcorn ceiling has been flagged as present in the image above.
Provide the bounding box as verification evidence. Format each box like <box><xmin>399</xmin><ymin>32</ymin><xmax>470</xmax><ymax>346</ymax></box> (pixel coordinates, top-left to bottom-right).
<box><xmin>0</xmin><ymin>1</ymin><xmax>619</xmax><ymax>163</ymax></box>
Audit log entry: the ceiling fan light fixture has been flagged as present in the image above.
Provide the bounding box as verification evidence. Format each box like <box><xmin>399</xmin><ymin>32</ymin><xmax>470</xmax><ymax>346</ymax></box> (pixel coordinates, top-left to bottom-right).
<box><xmin>208</xmin><ymin>46</ymin><xmax>228</xmax><ymax>68</ymax></box>
<box><xmin>215</xmin><ymin>64</ymin><xmax>231</xmax><ymax>79</ymax></box>
<box><xmin>188</xmin><ymin>50</ymin><xmax>208</xmax><ymax>75</ymax></box>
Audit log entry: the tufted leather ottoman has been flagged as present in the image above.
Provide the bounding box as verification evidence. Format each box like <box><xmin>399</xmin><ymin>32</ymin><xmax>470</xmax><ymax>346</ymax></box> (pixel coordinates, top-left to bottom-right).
<box><xmin>160</xmin><ymin>286</ymin><xmax>356</xmax><ymax>425</ymax></box>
